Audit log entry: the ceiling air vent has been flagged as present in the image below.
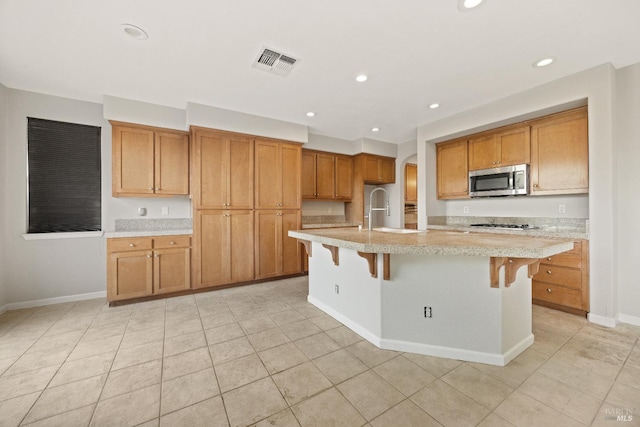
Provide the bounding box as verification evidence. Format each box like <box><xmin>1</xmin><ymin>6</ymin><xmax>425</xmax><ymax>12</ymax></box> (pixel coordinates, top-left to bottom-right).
<box><xmin>252</xmin><ymin>47</ymin><xmax>299</xmax><ymax>77</ymax></box>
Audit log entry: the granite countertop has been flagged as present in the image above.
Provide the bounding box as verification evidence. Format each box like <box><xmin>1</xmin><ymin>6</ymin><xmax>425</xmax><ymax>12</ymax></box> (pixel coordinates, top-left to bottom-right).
<box><xmin>289</xmin><ymin>228</ymin><xmax>575</xmax><ymax>258</ymax></box>
<box><xmin>104</xmin><ymin>218</ymin><xmax>192</xmax><ymax>238</ymax></box>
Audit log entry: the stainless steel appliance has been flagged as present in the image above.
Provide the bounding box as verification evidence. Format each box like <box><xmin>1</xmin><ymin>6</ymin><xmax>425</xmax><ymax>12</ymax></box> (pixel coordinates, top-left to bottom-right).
<box><xmin>470</xmin><ymin>223</ymin><xmax>537</xmax><ymax>230</ymax></box>
<box><xmin>469</xmin><ymin>164</ymin><xmax>529</xmax><ymax>197</ymax></box>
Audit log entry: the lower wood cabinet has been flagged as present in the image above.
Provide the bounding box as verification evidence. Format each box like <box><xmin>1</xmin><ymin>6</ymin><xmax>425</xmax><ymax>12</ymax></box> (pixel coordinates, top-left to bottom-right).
<box><xmin>193</xmin><ymin>210</ymin><xmax>254</xmax><ymax>288</ymax></box>
<box><xmin>532</xmin><ymin>240</ymin><xmax>589</xmax><ymax>314</ymax></box>
<box><xmin>254</xmin><ymin>210</ymin><xmax>302</xmax><ymax>279</ymax></box>
<box><xmin>107</xmin><ymin>235</ymin><xmax>191</xmax><ymax>302</ymax></box>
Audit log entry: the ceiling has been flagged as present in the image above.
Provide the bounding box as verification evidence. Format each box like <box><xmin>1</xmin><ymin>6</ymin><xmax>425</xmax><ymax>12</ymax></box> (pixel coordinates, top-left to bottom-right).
<box><xmin>1</xmin><ymin>0</ymin><xmax>639</xmax><ymax>143</ymax></box>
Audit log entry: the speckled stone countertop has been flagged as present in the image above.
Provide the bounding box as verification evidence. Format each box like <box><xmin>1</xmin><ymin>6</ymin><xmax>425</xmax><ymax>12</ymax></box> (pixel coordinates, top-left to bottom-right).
<box><xmin>302</xmin><ymin>215</ymin><xmax>360</xmax><ymax>229</ymax></box>
<box><xmin>289</xmin><ymin>228</ymin><xmax>575</xmax><ymax>258</ymax></box>
<box><xmin>104</xmin><ymin>218</ymin><xmax>192</xmax><ymax>238</ymax></box>
<box><xmin>427</xmin><ymin>216</ymin><xmax>589</xmax><ymax>240</ymax></box>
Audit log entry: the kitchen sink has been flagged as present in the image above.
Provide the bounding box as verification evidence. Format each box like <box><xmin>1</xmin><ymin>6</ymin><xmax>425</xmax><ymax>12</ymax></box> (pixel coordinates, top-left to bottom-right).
<box><xmin>372</xmin><ymin>227</ymin><xmax>421</xmax><ymax>234</ymax></box>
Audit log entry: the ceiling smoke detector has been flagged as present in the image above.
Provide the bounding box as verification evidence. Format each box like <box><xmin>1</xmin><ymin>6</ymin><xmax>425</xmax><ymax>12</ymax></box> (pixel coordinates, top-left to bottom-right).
<box><xmin>252</xmin><ymin>47</ymin><xmax>299</xmax><ymax>77</ymax></box>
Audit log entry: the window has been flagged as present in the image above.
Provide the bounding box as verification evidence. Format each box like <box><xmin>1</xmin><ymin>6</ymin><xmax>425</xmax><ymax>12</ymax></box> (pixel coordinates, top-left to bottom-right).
<box><xmin>27</xmin><ymin>117</ymin><xmax>101</xmax><ymax>233</ymax></box>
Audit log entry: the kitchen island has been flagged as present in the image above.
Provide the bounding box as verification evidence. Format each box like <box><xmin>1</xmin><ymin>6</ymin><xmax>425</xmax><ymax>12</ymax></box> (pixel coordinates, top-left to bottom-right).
<box><xmin>288</xmin><ymin>227</ymin><xmax>574</xmax><ymax>366</ymax></box>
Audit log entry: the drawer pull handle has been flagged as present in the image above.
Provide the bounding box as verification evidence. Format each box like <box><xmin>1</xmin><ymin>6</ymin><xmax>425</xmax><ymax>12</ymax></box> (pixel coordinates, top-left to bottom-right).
<box><xmin>129</xmin><ymin>244</ymin><xmax>135</xmax><ymax>247</ymax></box>
<box><xmin>546</xmin><ymin>288</ymin><xmax>552</xmax><ymax>293</ymax></box>
<box><xmin>546</xmin><ymin>270</ymin><xmax>552</xmax><ymax>274</ymax></box>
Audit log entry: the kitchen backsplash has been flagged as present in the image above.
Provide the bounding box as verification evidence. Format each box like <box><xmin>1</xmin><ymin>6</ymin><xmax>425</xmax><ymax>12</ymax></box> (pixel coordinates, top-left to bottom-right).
<box><xmin>114</xmin><ymin>218</ymin><xmax>192</xmax><ymax>231</ymax></box>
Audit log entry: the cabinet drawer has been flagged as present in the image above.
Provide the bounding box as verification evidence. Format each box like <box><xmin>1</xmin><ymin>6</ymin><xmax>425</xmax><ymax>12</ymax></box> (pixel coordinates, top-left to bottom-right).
<box><xmin>532</xmin><ymin>282</ymin><xmax>583</xmax><ymax>310</ymax></box>
<box><xmin>154</xmin><ymin>235</ymin><xmax>191</xmax><ymax>249</ymax></box>
<box><xmin>533</xmin><ymin>265</ymin><xmax>581</xmax><ymax>289</ymax></box>
<box><xmin>540</xmin><ymin>253</ymin><xmax>582</xmax><ymax>269</ymax></box>
<box><xmin>108</xmin><ymin>237</ymin><xmax>153</xmax><ymax>252</ymax></box>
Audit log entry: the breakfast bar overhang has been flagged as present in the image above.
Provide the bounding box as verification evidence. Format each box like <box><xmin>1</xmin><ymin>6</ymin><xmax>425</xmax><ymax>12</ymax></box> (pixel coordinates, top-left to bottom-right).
<box><xmin>289</xmin><ymin>228</ymin><xmax>575</xmax><ymax>366</ymax></box>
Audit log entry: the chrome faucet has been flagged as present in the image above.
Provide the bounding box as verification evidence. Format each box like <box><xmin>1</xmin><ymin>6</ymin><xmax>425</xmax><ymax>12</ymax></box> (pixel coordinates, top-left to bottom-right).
<box><xmin>368</xmin><ymin>187</ymin><xmax>390</xmax><ymax>230</ymax></box>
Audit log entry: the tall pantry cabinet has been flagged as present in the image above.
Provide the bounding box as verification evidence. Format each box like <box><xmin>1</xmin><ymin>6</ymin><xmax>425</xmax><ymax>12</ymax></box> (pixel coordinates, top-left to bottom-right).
<box><xmin>191</xmin><ymin>128</ymin><xmax>302</xmax><ymax>289</ymax></box>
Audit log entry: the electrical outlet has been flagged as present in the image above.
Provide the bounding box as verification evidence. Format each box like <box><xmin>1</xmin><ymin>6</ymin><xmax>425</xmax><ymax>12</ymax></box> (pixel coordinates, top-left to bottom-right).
<box><xmin>161</xmin><ymin>206</ymin><xmax>169</xmax><ymax>215</ymax></box>
<box><xmin>558</xmin><ymin>204</ymin><xmax>566</xmax><ymax>214</ymax></box>
<box><xmin>463</xmin><ymin>206</ymin><xmax>469</xmax><ymax>214</ymax></box>
<box><xmin>423</xmin><ymin>306</ymin><xmax>432</xmax><ymax>318</ymax></box>
<box><xmin>335</xmin><ymin>284</ymin><xmax>340</xmax><ymax>294</ymax></box>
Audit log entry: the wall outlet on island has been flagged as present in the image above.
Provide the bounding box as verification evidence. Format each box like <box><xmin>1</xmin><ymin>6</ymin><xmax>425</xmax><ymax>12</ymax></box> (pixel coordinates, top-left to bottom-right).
<box><xmin>424</xmin><ymin>306</ymin><xmax>432</xmax><ymax>318</ymax></box>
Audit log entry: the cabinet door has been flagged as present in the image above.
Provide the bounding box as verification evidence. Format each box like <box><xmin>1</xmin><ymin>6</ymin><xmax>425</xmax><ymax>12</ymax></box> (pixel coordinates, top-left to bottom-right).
<box><xmin>228</xmin><ymin>137</ymin><xmax>254</xmax><ymax>209</ymax></box>
<box><xmin>315</xmin><ymin>152</ymin><xmax>335</xmax><ymax>199</ymax></box>
<box><xmin>468</xmin><ymin>134</ymin><xmax>497</xmax><ymax>171</ymax></box>
<box><xmin>335</xmin><ymin>155</ymin><xmax>353</xmax><ymax>200</ymax></box>
<box><xmin>255</xmin><ymin>141</ymin><xmax>280</xmax><ymax>209</ymax></box>
<box><xmin>531</xmin><ymin>108</ymin><xmax>588</xmax><ymax>195</ymax></box>
<box><xmin>112</xmin><ymin>125</ymin><xmax>155</xmax><ymax>196</ymax></box>
<box><xmin>229</xmin><ymin>210</ymin><xmax>255</xmax><ymax>283</ymax></box>
<box><xmin>280</xmin><ymin>211</ymin><xmax>302</xmax><ymax>275</ymax></box>
<box><xmin>280</xmin><ymin>144</ymin><xmax>301</xmax><ymax>208</ymax></box>
<box><xmin>379</xmin><ymin>158</ymin><xmax>395</xmax><ymax>184</ymax></box>
<box><xmin>154</xmin><ymin>248</ymin><xmax>190</xmax><ymax>294</ymax></box>
<box><xmin>362</xmin><ymin>155</ymin><xmax>380</xmax><ymax>182</ymax></box>
<box><xmin>437</xmin><ymin>140</ymin><xmax>469</xmax><ymax>199</ymax></box>
<box><xmin>195</xmin><ymin>210</ymin><xmax>230</xmax><ymax>287</ymax></box>
<box><xmin>194</xmin><ymin>132</ymin><xmax>228</xmax><ymax>209</ymax></box>
<box><xmin>498</xmin><ymin>126</ymin><xmax>530</xmax><ymax>167</ymax></box>
<box><xmin>301</xmin><ymin>151</ymin><xmax>317</xmax><ymax>199</ymax></box>
<box><xmin>155</xmin><ymin>132</ymin><xmax>189</xmax><ymax>195</ymax></box>
<box><xmin>254</xmin><ymin>210</ymin><xmax>278</xmax><ymax>279</ymax></box>
<box><xmin>108</xmin><ymin>250</ymin><xmax>153</xmax><ymax>301</ymax></box>
<box><xmin>404</xmin><ymin>163</ymin><xmax>417</xmax><ymax>202</ymax></box>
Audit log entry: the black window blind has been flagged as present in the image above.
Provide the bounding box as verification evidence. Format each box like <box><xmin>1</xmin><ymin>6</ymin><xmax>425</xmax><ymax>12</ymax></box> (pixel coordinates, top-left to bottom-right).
<box><xmin>27</xmin><ymin>117</ymin><xmax>102</xmax><ymax>233</ymax></box>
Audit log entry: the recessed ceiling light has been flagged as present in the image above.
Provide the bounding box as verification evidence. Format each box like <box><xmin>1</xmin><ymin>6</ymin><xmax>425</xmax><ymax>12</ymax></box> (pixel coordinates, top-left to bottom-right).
<box><xmin>121</xmin><ymin>24</ymin><xmax>148</xmax><ymax>40</ymax></box>
<box><xmin>356</xmin><ymin>74</ymin><xmax>368</xmax><ymax>83</ymax></box>
<box><xmin>533</xmin><ymin>57</ymin><xmax>555</xmax><ymax>67</ymax></box>
<box><xmin>458</xmin><ymin>0</ymin><xmax>483</xmax><ymax>10</ymax></box>
<box><xmin>306</xmin><ymin>112</ymin><xmax>316</xmax><ymax>117</ymax></box>
<box><xmin>371</xmin><ymin>127</ymin><xmax>380</xmax><ymax>132</ymax></box>
<box><xmin>429</xmin><ymin>103</ymin><xmax>440</xmax><ymax>109</ymax></box>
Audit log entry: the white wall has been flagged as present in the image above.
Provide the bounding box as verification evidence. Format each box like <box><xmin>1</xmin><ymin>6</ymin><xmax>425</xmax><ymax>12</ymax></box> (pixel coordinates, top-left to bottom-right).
<box><xmin>0</xmin><ymin>82</ymin><xmax>8</xmax><ymax>310</ymax></box>
<box><xmin>446</xmin><ymin>195</ymin><xmax>589</xmax><ymax>218</ymax></box>
<box><xmin>614</xmin><ymin>63</ymin><xmax>640</xmax><ymax>321</ymax></box>
<box><xmin>4</xmin><ymin>89</ymin><xmax>110</xmax><ymax>304</ymax></box>
<box><xmin>417</xmin><ymin>64</ymin><xmax>617</xmax><ymax>323</ymax></box>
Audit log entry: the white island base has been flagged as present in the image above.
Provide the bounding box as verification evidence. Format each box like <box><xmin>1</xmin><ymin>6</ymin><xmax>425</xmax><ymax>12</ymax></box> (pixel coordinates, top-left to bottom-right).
<box><xmin>307</xmin><ymin>242</ymin><xmax>533</xmax><ymax>366</ymax></box>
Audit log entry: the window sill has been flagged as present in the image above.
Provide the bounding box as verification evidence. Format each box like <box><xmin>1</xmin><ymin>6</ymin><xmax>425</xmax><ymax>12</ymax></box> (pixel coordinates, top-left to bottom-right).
<box><xmin>22</xmin><ymin>231</ymin><xmax>104</xmax><ymax>241</ymax></box>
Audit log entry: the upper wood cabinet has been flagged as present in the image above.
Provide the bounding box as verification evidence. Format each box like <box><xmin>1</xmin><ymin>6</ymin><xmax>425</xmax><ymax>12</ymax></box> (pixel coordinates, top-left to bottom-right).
<box><xmin>358</xmin><ymin>154</ymin><xmax>395</xmax><ymax>184</ymax></box>
<box><xmin>301</xmin><ymin>149</ymin><xmax>353</xmax><ymax>201</ymax></box>
<box><xmin>530</xmin><ymin>107</ymin><xmax>588</xmax><ymax>195</ymax></box>
<box><xmin>468</xmin><ymin>126</ymin><xmax>531</xmax><ymax>171</ymax></box>
<box><xmin>112</xmin><ymin>122</ymin><xmax>189</xmax><ymax>197</ymax></box>
<box><xmin>405</xmin><ymin>163</ymin><xmax>417</xmax><ymax>203</ymax></box>
<box><xmin>255</xmin><ymin>139</ymin><xmax>301</xmax><ymax>209</ymax></box>
<box><xmin>191</xmin><ymin>127</ymin><xmax>254</xmax><ymax>210</ymax></box>
<box><xmin>436</xmin><ymin>140</ymin><xmax>469</xmax><ymax>200</ymax></box>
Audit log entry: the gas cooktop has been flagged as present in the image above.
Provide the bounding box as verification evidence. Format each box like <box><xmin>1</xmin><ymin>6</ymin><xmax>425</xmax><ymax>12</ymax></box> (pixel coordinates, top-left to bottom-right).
<box><xmin>470</xmin><ymin>223</ymin><xmax>537</xmax><ymax>230</ymax></box>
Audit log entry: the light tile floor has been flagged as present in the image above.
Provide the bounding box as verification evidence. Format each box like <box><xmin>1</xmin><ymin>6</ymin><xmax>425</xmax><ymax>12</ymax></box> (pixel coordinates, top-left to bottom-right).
<box><xmin>0</xmin><ymin>276</ymin><xmax>638</xmax><ymax>427</ymax></box>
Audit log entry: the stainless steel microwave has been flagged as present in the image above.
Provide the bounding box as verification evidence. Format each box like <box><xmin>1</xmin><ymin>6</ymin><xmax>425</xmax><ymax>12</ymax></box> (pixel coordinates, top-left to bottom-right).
<box><xmin>469</xmin><ymin>164</ymin><xmax>529</xmax><ymax>197</ymax></box>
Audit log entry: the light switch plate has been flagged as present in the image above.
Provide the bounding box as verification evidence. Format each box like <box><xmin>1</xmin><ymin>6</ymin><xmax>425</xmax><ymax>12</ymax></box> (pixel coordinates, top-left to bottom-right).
<box><xmin>161</xmin><ymin>206</ymin><xmax>169</xmax><ymax>215</ymax></box>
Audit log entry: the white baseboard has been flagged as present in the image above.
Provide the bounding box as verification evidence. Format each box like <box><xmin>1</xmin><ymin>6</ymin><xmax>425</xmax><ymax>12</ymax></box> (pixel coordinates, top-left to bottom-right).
<box><xmin>588</xmin><ymin>313</ymin><xmax>618</xmax><ymax>328</ymax></box>
<box><xmin>308</xmin><ymin>295</ymin><xmax>533</xmax><ymax>367</ymax></box>
<box><xmin>617</xmin><ymin>313</ymin><xmax>640</xmax><ymax>326</ymax></box>
<box><xmin>0</xmin><ymin>291</ymin><xmax>107</xmax><ymax>313</ymax></box>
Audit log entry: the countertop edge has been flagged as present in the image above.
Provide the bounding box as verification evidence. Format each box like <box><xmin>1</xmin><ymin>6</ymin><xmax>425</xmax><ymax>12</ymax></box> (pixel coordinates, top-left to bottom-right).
<box><xmin>426</xmin><ymin>224</ymin><xmax>589</xmax><ymax>240</ymax></box>
<box><xmin>104</xmin><ymin>229</ymin><xmax>193</xmax><ymax>238</ymax></box>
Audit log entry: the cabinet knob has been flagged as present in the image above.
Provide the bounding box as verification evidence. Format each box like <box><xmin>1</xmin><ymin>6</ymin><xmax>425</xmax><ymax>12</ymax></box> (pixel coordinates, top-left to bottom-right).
<box><xmin>148</xmin><ymin>187</ymin><xmax>153</xmax><ymax>190</ymax></box>
<box><xmin>155</xmin><ymin>254</ymin><xmax>159</xmax><ymax>258</ymax></box>
<box><xmin>155</xmin><ymin>188</ymin><xmax>160</xmax><ymax>191</ymax></box>
<box><xmin>147</xmin><ymin>254</ymin><xmax>152</xmax><ymax>258</ymax></box>
<box><xmin>546</xmin><ymin>288</ymin><xmax>552</xmax><ymax>293</ymax></box>
<box><xmin>547</xmin><ymin>257</ymin><xmax>552</xmax><ymax>261</ymax></box>
<box><xmin>546</xmin><ymin>270</ymin><xmax>552</xmax><ymax>274</ymax></box>
<box><xmin>129</xmin><ymin>243</ymin><xmax>135</xmax><ymax>247</ymax></box>
<box><xmin>533</xmin><ymin>184</ymin><xmax>538</xmax><ymax>188</ymax></box>
<box><xmin>170</xmin><ymin>241</ymin><xmax>175</xmax><ymax>245</ymax></box>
